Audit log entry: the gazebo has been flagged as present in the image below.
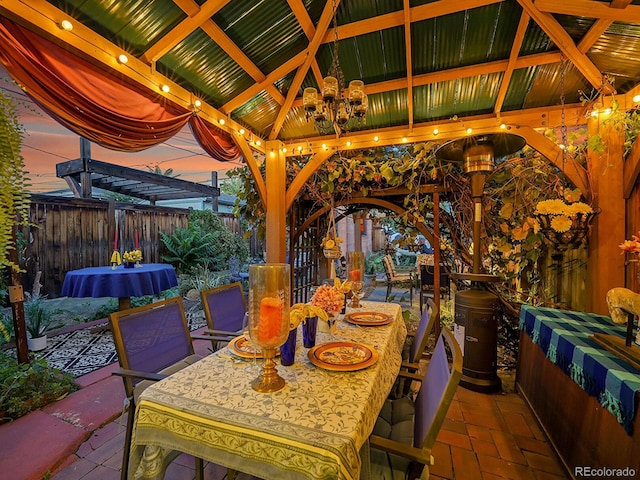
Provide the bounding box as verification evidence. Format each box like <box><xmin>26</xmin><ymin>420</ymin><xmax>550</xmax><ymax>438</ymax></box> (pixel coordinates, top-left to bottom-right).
<box><xmin>1</xmin><ymin>1</ymin><xmax>640</xmax><ymax>475</ymax></box>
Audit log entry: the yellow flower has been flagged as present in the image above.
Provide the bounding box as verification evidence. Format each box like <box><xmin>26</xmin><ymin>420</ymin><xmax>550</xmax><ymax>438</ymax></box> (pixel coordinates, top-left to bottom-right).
<box><xmin>324</xmin><ymin>238</ymin><xmax>335</xmax><ymax>249</ymax></box>
<box><xmin>333</xmin><ymin>277</ymin><xmax>353</xmax><ymax>293</ymax></box>
<box><xmin>290</xmin><ymin>303</ymin><xmax>329</xmax><ymax>329</ymax></box>
<box><xmin>123</xmin><ymin>249</ymin><xmax>142</xmax><ymax>262</ymax></box>
<box><xmin>550</xmin><ymin>215</ymin><xmax>572</xmax><ymax>233</ymax></box>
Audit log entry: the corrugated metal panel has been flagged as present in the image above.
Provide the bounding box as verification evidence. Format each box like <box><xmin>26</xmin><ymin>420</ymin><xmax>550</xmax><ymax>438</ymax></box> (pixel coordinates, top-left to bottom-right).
<box><xmin>214</xmin><ymin>0</ymin><xmax>308</xmax><ymax>74</ymax></box>
<box><xmin>502</xmin><ymin>67</ymin><xmax>538</xmax><ymax>111</ymax></box>
<box><xmin>589</xmin><ymin>32</ymin><xmax>640</xmax><ymax>91</ymax></box>
<box><xmin>47</xmin><ymin>0</ymin><xmax>185</xmax><ymax>55</ymax></box>
<box><xmin>158</xmin><ymin>29</ymin><xmax>254</xmax><ymax>108</ymax></box>
<box><xmin>520</xmin><ymin>21</ymin><xmax>554</xmax><ymax>56</ymax></box>
<box><xmin>367</xmin><ymin>90</ymin><xmax>408</xmax><ymax>128</ymax></box>
<box><xmin>523</xmin><ymin>63</ymin><xmax>589</xmax><ymax>109</ymax></box>
<box><xmin>279</xmin><ymin>106</ymin><xmax>324</xmax><ymax>140</ymax></box>
<box><xmin>232</xmin><ymin>92</ymin><xmax>280</xmax><ymax>138</ymax></box>
<box><xmin>338</xmin><ymin>0</ymin><xmax>403</xmax><ymax>22</ymax></box>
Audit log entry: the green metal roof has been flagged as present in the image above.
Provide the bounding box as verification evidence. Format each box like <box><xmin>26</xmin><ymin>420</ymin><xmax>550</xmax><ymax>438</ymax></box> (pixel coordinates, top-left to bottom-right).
<box><xmin>7</xmin><ymin>0</ymin><xmax>640</xmax><ymax>143</ymax></box>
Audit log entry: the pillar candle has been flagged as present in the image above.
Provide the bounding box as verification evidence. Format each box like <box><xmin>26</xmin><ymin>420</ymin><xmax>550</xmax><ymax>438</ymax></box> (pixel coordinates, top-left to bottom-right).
<box><xmin>114</xmin><ymin>225</ymin><xmax>118</xmax><ymax>251</ymax></box>
<box><xmin>135</xmin><ymin>229</ymin><xmax>139</xmax><ymax>249</ymax></box>
<box><xmin>349</xmin><ymin>268</ymin><xmax>361</xmax><ymax>281</ymax></box>
<box><xmin>258</xmin><ymin>296</ymin><xmax>283</xmax><ymax>343</ymax></box>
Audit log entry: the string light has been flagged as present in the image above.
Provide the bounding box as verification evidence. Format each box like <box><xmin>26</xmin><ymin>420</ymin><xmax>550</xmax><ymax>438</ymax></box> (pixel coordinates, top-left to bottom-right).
<box><xmin>117</xmin><ymin>54</ymin><xmax>128</xmax><ymax>65</ymax></box>
<box><xmin>59</xmin><ymin>20</ymin><xmax>73</xmax><ymax>31</ymax></box>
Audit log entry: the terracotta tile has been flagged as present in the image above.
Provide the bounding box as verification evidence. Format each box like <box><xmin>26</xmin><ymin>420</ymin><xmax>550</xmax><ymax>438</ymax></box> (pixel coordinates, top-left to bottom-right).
<box><xmin>446</xmin><ymin>399</ymin><xmax>464</xmax><ymax>421</ymax></box>
<box><xmin>490</xmin><ymin>430</ymin><xmax>527</xmax><ymax>465</ymax></box>
<box><xmin>459</xmin><ymin>399</ymin><xmax>500</xmax><ymax>416</ymax></box>
<box><xmin>477</xmin><ymin>454</ymin><xmax>536</xmax><ymax>480</ymax></box>
<box><xmin>431</xmin><ymin>442</ymin><xmax>453</xmax><ymax>479</ymax></box>
<box><xmin>467</xmin><ymin>423</ymin><xmax>494</xmax><ymax>442</ymax></box>
<box><xmin>50</xmin><ymin>458</ymin><xmax>97</xmax><ymax>480</ymax></box>
<box><xmin>514</xmin><ymin>435</ymin><xmax>555</xmax><ymax>457</ymax></box>
<box><xmin>471</xmin><ymin>437</ymin><xmax>499</xmax><ymax>458</ymax></box>
<box><xmin>437</xmin><ymin>428</ymin><xmax>473</xmax><ymax>450</ymax></box>
<box><xmin>77</xmin><ymin>464</ymin><xmax>120</xmax><ymax>480</ymax></box>
<box><xmin>496</xmin><ymin>397</ymin><xmax>532</xmax><ymax>415</ymax></box>
<box><xmin>482</xmin><ymin>473</ymin><xmax>506</xmax><ymax>480</ymax></box>
<box><xmin>462</xmin><ymin>409</ymin><xmax>506</xmax><ymax>430</ymax></box>
<box><xmin>82</xmin><ymin>433</ymin><xmax>124</xmax><ymax>466</ymax></box>
<box><xmin>451</xmin><ymin>446</ymin><xmax>482</xmax><ymax>480</ymax></box>
<box><xmin>523</xmin><ymin>451</ymin><xmax>565</xmax><ymax>476</ymax></box>
<box><xmin>502</xmin><ymin>411</ymin><xmax>534</xmax><ymax>438</ymax></box>
<box><xmin>441</xmin><ymin>417</ymin><xmax>468</xmax><ymax>435</ymax></box>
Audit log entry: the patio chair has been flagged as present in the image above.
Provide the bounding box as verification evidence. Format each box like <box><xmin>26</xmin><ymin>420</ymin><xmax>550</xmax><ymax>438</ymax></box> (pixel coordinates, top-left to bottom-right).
<box><xmin>392</xmin><ymin>298</ymin><xmax>439</xmax><ymax>398</ymax></box>
<box><xmin>370</xmin><ymin>326</ymin><xmax>462</xmax><ymax>480</ymax></box>
<box><xmin>109</xmin><ymin>297</ymin><xmax>206</xmax><ymax>480</ymax></box>
<box><xmin>382</xmin><ymin>254</ymin><xmax>414</xmax><ymax>306</ymax></box>
<box><xmin>200</xmin><ymin>281</ymin><xmax>247</xmax><ymax>350</ymax></box>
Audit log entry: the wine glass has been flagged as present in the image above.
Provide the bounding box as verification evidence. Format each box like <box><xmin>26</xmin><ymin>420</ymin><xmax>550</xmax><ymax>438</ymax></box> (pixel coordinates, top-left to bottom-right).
<box><xmin>347</xmin><ymin>251</ymin><xmax>365</xmax><ymax>308</ymax></box>
<box><xmin>242</xmin><ymin>312</ymin><xmax>259</xmax><ymax>372</ymax></box>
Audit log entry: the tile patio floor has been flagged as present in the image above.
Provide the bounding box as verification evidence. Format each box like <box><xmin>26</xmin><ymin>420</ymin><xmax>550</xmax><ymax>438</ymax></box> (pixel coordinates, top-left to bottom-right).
<box><xmin>1</xmin><ymin>282</ymin><xmax>570</xmax><ymax>480</ymax></box>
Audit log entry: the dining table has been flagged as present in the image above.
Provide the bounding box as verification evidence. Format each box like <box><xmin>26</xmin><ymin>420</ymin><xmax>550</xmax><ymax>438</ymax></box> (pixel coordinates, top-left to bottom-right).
<box><xmin>61</xmin><ymin>263</ymin><xmax>178</xmax><ymax>311</ymax></box>
<box><xmin>129</xmin><ymin>300</ymin><xmax>407</xmax><ymax>480</ymax></box>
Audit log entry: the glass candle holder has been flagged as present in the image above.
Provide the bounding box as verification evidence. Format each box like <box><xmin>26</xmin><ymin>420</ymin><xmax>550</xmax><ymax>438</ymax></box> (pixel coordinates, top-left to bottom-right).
<box><xmin>347</xmin><ymin>251</ymin><xmax>365</xmax><ymax>308</ymax></box>
<box><xmin>248</xmin><ymin>263</ymin><xmax>290</xmax><ymax>393</ymax></box>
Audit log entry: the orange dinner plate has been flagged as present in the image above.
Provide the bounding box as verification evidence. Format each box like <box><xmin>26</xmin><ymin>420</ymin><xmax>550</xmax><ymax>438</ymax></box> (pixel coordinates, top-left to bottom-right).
<box><xmin>344</xmin><ymin>311</ymin><xmax>393</xmax><ymax>326</ymax></box>
<box><xmin>228</xmin><ymin>336</ymin><xmax>279</xmax><ymax>359</ymax></box>
<box><xmin>308</xmin><ymin>342</ymin><xmax>378</xmax><ymax>371</ymax></box>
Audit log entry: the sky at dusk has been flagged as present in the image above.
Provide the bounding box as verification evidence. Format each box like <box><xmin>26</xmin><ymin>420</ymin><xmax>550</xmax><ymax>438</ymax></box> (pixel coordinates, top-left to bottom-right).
<box><xmin>1</xmin><ymin>68</ymin><xmax>244</xmax><ymax>194</ymax></box>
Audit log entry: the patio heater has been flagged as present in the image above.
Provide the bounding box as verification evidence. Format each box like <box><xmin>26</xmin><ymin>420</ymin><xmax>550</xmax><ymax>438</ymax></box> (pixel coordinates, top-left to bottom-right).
<box><xmin>436</xmin><ymin>133</ymin><xmax>526</xmax><ymax>393</ymax></box>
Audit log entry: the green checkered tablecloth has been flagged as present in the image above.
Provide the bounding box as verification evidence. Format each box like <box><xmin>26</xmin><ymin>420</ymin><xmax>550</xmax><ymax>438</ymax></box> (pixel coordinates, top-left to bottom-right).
<box><xmin>519</xmin><ymin>305</ymin><xmax>640</xmax><ymax>435</ymax></box>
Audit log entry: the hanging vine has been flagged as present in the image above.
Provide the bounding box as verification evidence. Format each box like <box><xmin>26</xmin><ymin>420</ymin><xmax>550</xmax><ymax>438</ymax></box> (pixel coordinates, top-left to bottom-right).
<box><xmin>0</xmin><ymin>88</ymin><xmax>31</xmax><ymax>273</ymax></box>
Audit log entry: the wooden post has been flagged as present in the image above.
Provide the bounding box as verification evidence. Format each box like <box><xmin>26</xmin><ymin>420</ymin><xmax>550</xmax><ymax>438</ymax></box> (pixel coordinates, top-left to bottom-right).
<box><xmin>9</xmin><ymin>224</ymin><xmax>28</xmax><ymax>363</ymax></box>
<box><xmin>265</xmin><ymin>141</ymin><xmax>287</xmax><ymax>263</ymax></box>
<box><xmin>587</xmin><ymin>115</ymin><xmax>626</xmax><ymax>314</ymax></box>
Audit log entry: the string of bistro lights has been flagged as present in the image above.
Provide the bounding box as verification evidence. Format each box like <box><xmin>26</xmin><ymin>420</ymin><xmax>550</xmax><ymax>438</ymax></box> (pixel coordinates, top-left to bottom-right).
<box><xmin>55</xmin><ymin>18</ymin><xmax>640</xmax><ymax>161</ymax></box>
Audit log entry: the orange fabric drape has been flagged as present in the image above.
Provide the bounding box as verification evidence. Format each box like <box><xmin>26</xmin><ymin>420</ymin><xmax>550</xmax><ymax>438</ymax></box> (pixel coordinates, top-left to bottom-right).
<box><xmin>189</xmin><ymin>115</ymin><xmax>240</xmax><ymax>162</ymax></box>
<box><xmin>0</xmin><ymin>17</ymin><xmax>239</xmax><ymax>160</ymax></box>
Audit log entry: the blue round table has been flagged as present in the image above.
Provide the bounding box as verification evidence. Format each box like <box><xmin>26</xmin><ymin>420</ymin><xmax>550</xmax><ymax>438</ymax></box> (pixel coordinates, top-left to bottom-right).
<box><xmin>61</xmin><ymin>263</ymin><xmax>178</xmax><ymax>310</ymax></box>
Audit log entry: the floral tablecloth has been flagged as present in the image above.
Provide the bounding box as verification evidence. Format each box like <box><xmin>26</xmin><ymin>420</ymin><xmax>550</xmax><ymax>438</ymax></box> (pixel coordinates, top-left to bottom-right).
<box><xmin>130</xmin><ymin>301</ymin><xmax>407</xmax><ymax>480</ymax></box>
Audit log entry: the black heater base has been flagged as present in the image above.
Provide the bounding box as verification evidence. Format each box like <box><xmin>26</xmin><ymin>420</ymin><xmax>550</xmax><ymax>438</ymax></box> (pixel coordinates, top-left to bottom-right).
<box><xmin>460</xmin><ymin>373</ymin><xmax>502</xmax><ymax>393</ymax></box>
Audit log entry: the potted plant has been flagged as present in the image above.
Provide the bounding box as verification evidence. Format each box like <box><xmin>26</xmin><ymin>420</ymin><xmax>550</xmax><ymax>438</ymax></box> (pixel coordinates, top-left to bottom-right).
<box><xmin>24</xmin><ymin>294</ymin><xmax>58</xmax><ymax>351</ymax></box>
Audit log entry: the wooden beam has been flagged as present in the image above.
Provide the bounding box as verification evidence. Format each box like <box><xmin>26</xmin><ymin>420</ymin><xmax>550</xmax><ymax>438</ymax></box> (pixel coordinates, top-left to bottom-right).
<box><xmin>623</xmin><ymin>135</ymin><xmax>640</xmax><ymax>199</ymax></box>
<box><xmin>235</xmin><ymin>136</ymin><xmax>267</xmax><ymax>206</ymax></box>
<box><xmin>404</xmin><ymin>0</ymin><xmax>414</xmax><ymax>129</ymax></box>
<box><xmin>265</xmin><ymin>141</ymin><xmax>287</xmax><ymax>262</ymax></box>
<box><xmin>141</xmin><ymin>0</ymin><xmax>231</xmax><ymax>63</ymax></box>
<box><xmin>322</xmin><ymin>0</ymin><xmax>505</xmax><ymax>43</ymax></box>
<box><xmin>534</xmin><ymin>0</ymin><xmax>640</xmax><ymax>22</ymax></box>
<box><xmin>285</xmin><ymin>149</ymin><xmax>333</xmax><ymax>210</ymax></box>
<box><xmin>516</xmin><ymin>126</ymin><xmax>590</xmax><ymax>196</ymax></box>
<box><xmin>268</xmin><ymin>0</ymin><xmax>339</xmax><ymax>140</ymax></box>
<box><xmin>286</xmin><ymin>0</ymin><xmax>324</xmax><ymax>87</ymax></box>
<box><xmin>494</xmin><ymin>12</ymin><xmax>529</xmax><ymax>115</ymax></box>
<box><xmin>222</xmin><ymin>51</ymin><xmax>307</xmax><ymax>114</ymax></box>
<box><xmin>517</xmin><ymin>0</ymin><xmax>613</xmax><ymax>92</ymax></box>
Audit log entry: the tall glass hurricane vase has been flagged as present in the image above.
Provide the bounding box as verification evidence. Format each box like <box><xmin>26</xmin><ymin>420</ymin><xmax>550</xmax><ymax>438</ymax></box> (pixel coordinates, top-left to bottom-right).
<box><xmin>347</xmin><ymin>251</ymin><xmax>365</xmax><ymax>308</ymax></box>
<box><xmin>248</xmin><ymin>264</ymin><xmax>291</xmax><ymax>393</ymax></box>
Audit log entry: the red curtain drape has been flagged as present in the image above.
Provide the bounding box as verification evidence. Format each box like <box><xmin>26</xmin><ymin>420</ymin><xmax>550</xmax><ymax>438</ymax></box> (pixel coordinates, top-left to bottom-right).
<box><xmin>0</xmin><ymin>17</ymin><xmax>239</xmax><ymax>160</ymax></box>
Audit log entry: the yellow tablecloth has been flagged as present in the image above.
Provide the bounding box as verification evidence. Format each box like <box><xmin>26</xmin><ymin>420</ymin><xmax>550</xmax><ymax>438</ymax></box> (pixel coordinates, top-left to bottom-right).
<box><xmin>130</xmin><ymin>301</ymin><xmax>406</xmax><ymax>480</ymax></box>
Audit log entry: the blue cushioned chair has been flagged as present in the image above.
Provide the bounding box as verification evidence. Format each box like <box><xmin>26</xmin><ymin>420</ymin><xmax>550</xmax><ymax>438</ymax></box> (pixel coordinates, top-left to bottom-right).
<box><xmin>109</xmin><ymin>297</ymin><xmax>205</xmax><ymax>480</ymax></box>
<box><xmin>370</xmin><ymin>326</ymin><xmax>462</xmax><ymax>480</ymax></box>
<box><xmin>200</xmin><ymin>281</ymin><xmax>247</xmax><ymax>350</ymax></box>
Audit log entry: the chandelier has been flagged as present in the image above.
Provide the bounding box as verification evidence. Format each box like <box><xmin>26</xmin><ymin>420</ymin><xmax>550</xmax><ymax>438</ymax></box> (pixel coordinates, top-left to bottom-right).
<box><xmin>302</xmin><ymin>0</ymin><xmax>367</xmax><ymax>135</ymax></box>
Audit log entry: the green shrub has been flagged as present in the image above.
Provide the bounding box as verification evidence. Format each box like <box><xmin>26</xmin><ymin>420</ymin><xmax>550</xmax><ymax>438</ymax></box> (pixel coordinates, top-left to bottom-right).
<box><xmin>0</xmin><ymin>352</ymin><xmax>79</xmax><ymax>420</ymax></box>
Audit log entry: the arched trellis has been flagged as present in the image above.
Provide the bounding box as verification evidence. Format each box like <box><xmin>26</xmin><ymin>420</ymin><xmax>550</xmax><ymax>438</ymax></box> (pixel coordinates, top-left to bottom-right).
<box><xmin>291</xmin><ymin>197</ymin><xmax>436</xmax><ymax>247</ymax></box>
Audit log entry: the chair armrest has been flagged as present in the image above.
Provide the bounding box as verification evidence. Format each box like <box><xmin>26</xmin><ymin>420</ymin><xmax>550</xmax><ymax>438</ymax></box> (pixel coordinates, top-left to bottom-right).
<box><xmin>201</xmin><ymin>328</ymin><xmax>243</xmax><ymax>336</ymax></box>
<box><xmin>369</xmin><ymin>435</ymin><xmax>434</xmax><ymax>466</ymax></box>
<box><xmin>397</xmin><ymin>370</ymin><xmax>423</xmax><ymax>381</ymax></box>
<box><xmin>112</xmin><ymin>367</ymin><xmax>166</xmax><ymax>382</ymax></box>
<box><xmin>191</xmin><ymin>333</ymin><xmax>236</xmax><ymax>342</ymax></box>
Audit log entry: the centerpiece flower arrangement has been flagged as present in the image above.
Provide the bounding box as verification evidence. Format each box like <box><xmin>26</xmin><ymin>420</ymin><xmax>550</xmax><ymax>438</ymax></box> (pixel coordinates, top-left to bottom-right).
<box><xmin>123</xmin><ymin>249</ymin><xmax>142</xmax><ymax>267</ymax></box>
<box><xmin>310</xmin><ymin>283</ymin><xmax>345</xmax><ymax>333</ymax></box>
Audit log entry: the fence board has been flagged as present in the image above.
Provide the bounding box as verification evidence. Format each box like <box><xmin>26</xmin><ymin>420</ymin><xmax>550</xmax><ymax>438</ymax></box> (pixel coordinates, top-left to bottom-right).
<box><xmin>20</xmin><ymin>195</ymin><xmax>241</xmax><ymax>298</ymax></box>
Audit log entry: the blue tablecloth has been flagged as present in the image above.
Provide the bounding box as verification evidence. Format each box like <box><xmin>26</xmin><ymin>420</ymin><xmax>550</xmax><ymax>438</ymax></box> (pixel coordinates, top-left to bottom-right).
<box><xmin>61</xmin><ymin>264</ymin><xmax>178</xmax><ymax>298</ymax></box>
<box><xmin>519</xmin><ymin>305</ymin><xmax>640</xmax><ymax>435</ymax></box>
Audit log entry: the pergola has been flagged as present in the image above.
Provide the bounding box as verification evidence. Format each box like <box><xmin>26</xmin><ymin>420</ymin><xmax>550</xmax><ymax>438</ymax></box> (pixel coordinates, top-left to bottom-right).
<box><xmin>0</xmin><ymin>0</ymin><xmax>639</xmax><ymax>314</ymax></box>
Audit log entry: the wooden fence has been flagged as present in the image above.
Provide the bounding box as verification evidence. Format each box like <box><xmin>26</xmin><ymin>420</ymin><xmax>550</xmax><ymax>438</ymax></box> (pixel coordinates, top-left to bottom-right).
<box><xmin>21</xmin><ymin>195</ymin><xmax>243</xmax><ymax>298</ymax></box>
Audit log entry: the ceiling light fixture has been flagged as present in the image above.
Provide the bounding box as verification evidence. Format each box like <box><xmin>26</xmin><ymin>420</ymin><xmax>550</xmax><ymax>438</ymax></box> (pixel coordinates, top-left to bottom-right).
<box><xmin>302</xmin><ymin>0</ymin><xmax>367</xmax><ymax>135</ymax></box>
